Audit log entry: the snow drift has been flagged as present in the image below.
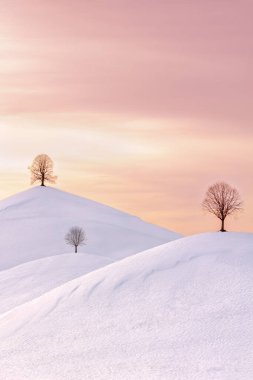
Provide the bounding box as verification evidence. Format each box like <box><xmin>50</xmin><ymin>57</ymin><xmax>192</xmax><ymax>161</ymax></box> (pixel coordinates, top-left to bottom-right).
<box><xmin>0</xmin><ymin>186</ymin><xmax>180</xmax><ymax>270</ymax></box>
<box><xmin>0</xmin><ymin>253</ymin><xmax>113</xmax><ymax>314</ymax></box>
<box><xmin>0</xmin><ymin>232</ymin><xmax>252</xmax><ymax>379</ymax></box>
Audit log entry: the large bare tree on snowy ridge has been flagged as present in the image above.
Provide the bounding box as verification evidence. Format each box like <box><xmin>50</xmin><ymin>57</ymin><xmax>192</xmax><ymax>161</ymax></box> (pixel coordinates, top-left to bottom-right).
<box><xmin>65</xmin><ymin>226</ymin><xmax>87</xmax><ymax>253</ymax></box>
<box><xmin>29</xmin><ymin>154</ymin><xmax>57</xmax><ymax>186</ymax></box>
<box><xmin>202</xmin><ymin>182</ymin><xmax>243</xmax><ymax>232</ymax></box>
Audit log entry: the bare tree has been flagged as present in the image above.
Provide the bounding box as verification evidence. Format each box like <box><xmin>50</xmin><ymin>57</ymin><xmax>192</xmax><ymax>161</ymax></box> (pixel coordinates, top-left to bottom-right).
<box><xmin>65</xmin><ymin>226</ymin><xmax>87</xmax><ymax>253</ymax></box>
<box><xmin>202</xmin><ymin>182</ymin><xmax>242</xmax><ymax>232</ymax></box>
<box><xmin>29</xmin><ymin>154</ymin><xmax>57</xmax><ymax>186</ymax></box>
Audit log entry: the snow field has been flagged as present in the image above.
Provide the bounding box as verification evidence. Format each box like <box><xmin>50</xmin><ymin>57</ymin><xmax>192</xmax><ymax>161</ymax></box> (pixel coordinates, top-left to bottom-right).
<box><xmin>0</xmin><ymin>232</ymin><xmax>252</xmax><ymax>379</ymax></box>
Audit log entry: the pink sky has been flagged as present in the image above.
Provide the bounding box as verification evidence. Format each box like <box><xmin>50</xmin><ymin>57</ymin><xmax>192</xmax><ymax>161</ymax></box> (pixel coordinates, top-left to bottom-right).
<box><xmin>0</xmin><ymin>1</ymin><xmax>253</xmax><ymax>234</ymax></box>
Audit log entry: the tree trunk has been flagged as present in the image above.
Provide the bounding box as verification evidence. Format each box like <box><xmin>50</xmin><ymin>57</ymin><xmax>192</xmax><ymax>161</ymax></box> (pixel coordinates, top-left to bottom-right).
<box><xmin>41</xmin><ymin>174</ymin><xmax>45</xmax><ymax>186</ymax></box>
<box><xmin>220</xmin><ymin>218</ymin><xmax>226</xmax><ymax>232</ymax></box>
<box><xmin>75</xmin><ymin>245</ymin><xmax>77</xmax><ymax>253</ymax></box>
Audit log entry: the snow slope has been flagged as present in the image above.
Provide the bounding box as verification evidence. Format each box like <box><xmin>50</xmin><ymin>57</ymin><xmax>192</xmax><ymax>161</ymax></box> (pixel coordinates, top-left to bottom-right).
<box><xmin>0</xmin><ymin>253</ymin><xmax>113</xmax><ymax>314</ymax></box>
<box><xmin>0</xmin><ymin>186</ymin><xmax>180</xmax><ymax>270</ymax></box>
<box><xmin>0</xmin><ymin>232</ymin><xmax>252</xmax><ymax>380</ymax></box>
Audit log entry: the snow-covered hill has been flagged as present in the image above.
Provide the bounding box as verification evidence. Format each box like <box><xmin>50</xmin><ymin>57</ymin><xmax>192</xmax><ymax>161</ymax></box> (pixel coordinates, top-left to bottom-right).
<box><xmin>0</xmin><ymin>232</ymin><xmax>252</xmax><ymax>379</ymax></box>
<box><xmin>0</xmin><ymin>253</ymin><xmax>113</xmax><ymax>314</ymax></box>
<box><xmin>0</xmin><ymin>186</ymin><xmax>180</xmax><ymax>270</ymax></box>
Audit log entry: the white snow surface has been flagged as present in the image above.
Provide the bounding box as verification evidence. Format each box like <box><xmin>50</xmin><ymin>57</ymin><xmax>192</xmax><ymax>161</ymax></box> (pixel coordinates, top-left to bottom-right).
<box><xmin>0</xmin><ymin>253</ymin><xmax>113</xmax><ymax>314</ymax></box>
<box><xmin>0</xmin><ymin>232</ymin><xmax>252</xmax><ymax>379</ymax></box>
<box><xmin>0</xmin><ymin>186</ymin><xmax>180</xmax><ymax>270</ymax></box>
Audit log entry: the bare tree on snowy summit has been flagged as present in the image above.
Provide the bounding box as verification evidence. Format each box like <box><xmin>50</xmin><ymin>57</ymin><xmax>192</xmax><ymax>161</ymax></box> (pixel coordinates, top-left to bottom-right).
<box><xmin>202</xmin><ymin>182</ymin><xmax>242</xmax><ymax>232</ymax></box>
<box><xmin>29</xmin><ymin>154</ymin><xmax>57</xmax><ymax>186</ymax></box>
<box><xmin>65</xmin><ymin>226</ymin><xmax>87</xmax><ymax>253</ymax></box>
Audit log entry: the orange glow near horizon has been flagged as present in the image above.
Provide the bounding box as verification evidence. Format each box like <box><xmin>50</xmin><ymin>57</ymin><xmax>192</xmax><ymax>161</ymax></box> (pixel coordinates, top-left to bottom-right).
<box><xmin>0</xmin><ymin>1</ymin><xmax>252</xmax><ymax>235</ymax></box>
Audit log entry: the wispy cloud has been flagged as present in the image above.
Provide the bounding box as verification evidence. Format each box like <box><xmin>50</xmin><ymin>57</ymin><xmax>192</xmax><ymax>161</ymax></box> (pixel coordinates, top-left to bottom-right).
<box><xmin>0</xmin><ymin>1</ymin><xmax>252</xmax><ymax>233</ymax></box>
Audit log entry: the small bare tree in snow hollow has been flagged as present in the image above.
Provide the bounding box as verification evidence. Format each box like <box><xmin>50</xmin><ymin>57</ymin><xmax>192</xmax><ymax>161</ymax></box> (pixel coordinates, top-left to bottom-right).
<box><xmin>65</xmin><ymin>226</ymin><xmax>87</xmax><ymax>253</ymax></box>
<box><xmin>29</xmin><ymin>154</ymin><xmax>57</xmax><ymax>186</ymax></box>
<box><xmin>202</xmin><ymin>182</ymin><xmax>242</xmax><ymax>232</ymax></box>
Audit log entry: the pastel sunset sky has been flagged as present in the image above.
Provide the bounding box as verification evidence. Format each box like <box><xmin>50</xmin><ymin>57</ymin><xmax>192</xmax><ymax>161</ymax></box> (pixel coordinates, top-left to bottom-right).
<box><xmin>0</xmin><ymin>1</ymin><xmax>252</xmax><ymax>234</ymax></box>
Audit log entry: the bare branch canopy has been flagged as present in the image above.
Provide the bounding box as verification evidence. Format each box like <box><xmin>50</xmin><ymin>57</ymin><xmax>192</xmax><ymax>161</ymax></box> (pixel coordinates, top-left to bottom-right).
<box><xmin>65</xmin><ymin>226</ymin><xmax>87</xmax><ymax>253</ymax></box>
<box><xmin>202</xmin><ymin>182</ymin><xmax>243</xmax><ymax>232</ymax></box>
<box><xmin>29</xmin><ymin>154</ymin><xmax>57</xmax><ymax>186</ymax></box>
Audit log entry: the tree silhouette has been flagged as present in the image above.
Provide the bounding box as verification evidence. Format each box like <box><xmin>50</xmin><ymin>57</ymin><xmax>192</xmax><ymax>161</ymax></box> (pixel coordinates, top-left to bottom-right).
<box><xmin>202</xmin><ymin>182</ymin><xmax>242</xmax><ymax>232</ymax></box>
<box><xmin>65</xmin><ymin>226</ymin><xmax>86</xmax><ymax>253</ymax></box>
<box><xmin>29</xmin><ymin>154</ymin><xmax>57</xmax><ymax>186</ymax></box>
